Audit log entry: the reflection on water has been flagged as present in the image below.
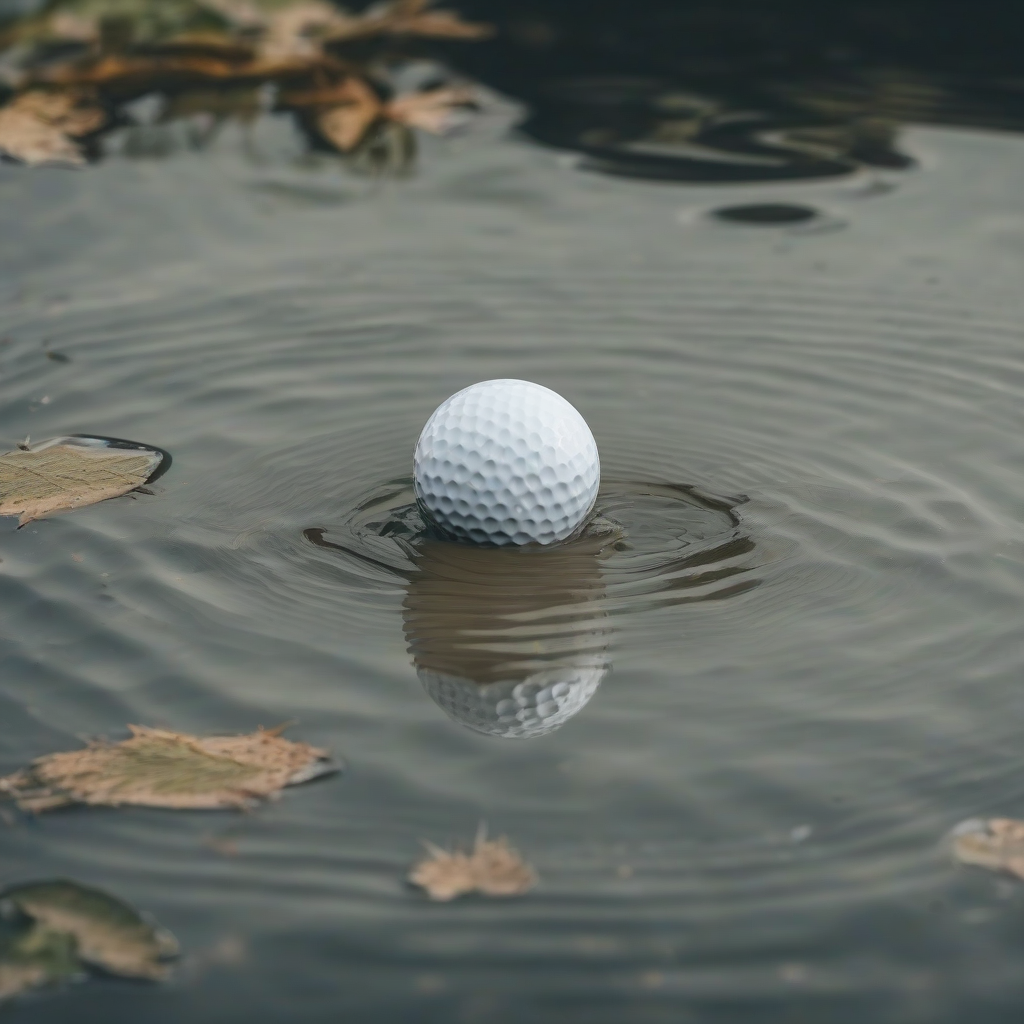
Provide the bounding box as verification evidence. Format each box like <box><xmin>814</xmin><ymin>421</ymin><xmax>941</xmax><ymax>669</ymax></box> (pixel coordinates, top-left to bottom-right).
<box><xmin>403</xmin><ymin>534</ymin><xmax>613</xmax><ymax>738</ymax></box>
<box><xmin>306</xmin><ymin>479</ymin><xmax>756</xmax><ymax>736</ymax></box>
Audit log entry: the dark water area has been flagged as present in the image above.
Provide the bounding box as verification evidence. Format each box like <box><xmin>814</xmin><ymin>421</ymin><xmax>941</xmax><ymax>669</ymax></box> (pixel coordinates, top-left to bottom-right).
<box><xmin>2</xmin><ymin>0</ymin><xmax>1024</xmax><ymax>1020</ymax></box>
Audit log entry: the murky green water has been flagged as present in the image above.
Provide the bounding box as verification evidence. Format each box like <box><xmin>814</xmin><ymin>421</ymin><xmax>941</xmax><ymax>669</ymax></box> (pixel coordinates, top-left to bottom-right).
<box><xmin>3</xmin><ymin>14</ymin><xmax>1024</xmax><ymax>1020</ymax></box>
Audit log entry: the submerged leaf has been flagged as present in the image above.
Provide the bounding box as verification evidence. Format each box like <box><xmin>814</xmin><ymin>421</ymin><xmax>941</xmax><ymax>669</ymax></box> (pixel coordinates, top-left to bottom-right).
<box><xmin>0</xmin><ymin>879</ymin><xmax>177</xmax><ymax>1002</ymax></box>
<box><xmin>0</xmin><ymin>725</ymin><xmax>337</xmax><ymax>812</ymax></box>
<box><xmin>951</xmin><ymin>817</ymin><xmax>1024</xmax><ymax>879</ymax></box>
<box><xmin>409</xmin><ymin>827</ymin><xmax>537</xmax><ymax>901</ymax></box>
<box><xmin>0</xmin><ymin>90</ymin><xmax>105</xmax><ymax>166</ymax></box>
<box><xmin>0</xmin><ymin>436</ymin><xmax>164</xmax><ymax>525</ymax></box>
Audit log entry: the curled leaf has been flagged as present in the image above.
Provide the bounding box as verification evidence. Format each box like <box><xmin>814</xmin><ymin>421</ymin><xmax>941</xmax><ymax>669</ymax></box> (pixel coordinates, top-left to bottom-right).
<box><xmin>409</xmin><ymin>827</ymin><xmax>537</xmax><ymax>901</ymax></box>
<box><xmin>0</xmin><ymin>725</ymin><xmax>337</xmax><ymax>812</ymax></box>
<box><xmin>0</xmin><ymin>90</ymin><xmax>105</xmax><ymax>166</ymax></box>
<box><xmin>0</xmin><ymin>435</ymin><xmax>166</xmax><ymax>525</ymax></box>
<box><xmin>951</xmin><ymin>817</ymin><xmax>1024</xmax><ymax>879</ymax></box>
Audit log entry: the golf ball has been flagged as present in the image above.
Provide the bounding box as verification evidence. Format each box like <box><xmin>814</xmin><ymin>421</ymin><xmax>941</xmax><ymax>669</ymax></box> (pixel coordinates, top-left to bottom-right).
<box><xmin>414</xmin><ymin>379</ymin><xmax>601</xmax><ymax>546</ymax></box>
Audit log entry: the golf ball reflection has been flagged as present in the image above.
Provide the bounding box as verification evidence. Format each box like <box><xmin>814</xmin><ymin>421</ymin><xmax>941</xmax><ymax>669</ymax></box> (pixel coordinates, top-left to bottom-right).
<box><xmin>403</xmin><ymin>534</ymin><xmax>612</xmax><ymax>738</ymax></box>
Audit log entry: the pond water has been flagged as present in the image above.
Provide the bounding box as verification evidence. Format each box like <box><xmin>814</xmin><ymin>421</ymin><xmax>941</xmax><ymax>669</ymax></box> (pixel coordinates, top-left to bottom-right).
<box><xmin>3</xmin><ymin>7</ymin><xmax>1024</xmax><ymax>1020</ymax></box>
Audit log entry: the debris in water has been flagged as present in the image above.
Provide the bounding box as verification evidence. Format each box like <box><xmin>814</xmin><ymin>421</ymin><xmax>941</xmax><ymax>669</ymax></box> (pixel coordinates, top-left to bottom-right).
<box><xmin>712</xmin><ymin>202</ymin><xmax>819</xmax><ymax>226</ymax></box>
<box><xmin>951</xmin><ymin>818</ymin><xmax>1024</xmax><ymax>879</ymax></box>
<box><xmin>0</xmin><ymin>435</ymin><xmax>166</xmax><ymax>526</ymax></box>
<box><xmin>0</xmin><ymin>90</ymin><xmax>105</xmax><ymax>166</ymax></box>
<box><xmin>0</xmin><ymin>724</ymin><xmax>337</xmax><ymax>812</ymax></box>
<box><xmin>409</xmin><ymin>826</ymin><xmax>537</xmax><ymax>901</ymax></box>
<box><xmin>0</xmin><ymin>879</ymin><xmax>177</xmax><ymax>1003</ymax></box>
<box><xmin>385</xmin><ymin>85</ymin><xmax>477</xmax><ymax>135</ymax></box>
<box><xmin>322</xmin><ymin>0</ymin><xmax>493</xmax><ymax>44</ymax></box>
<box><xmin>0</xmin><ymin>0</ymin><xmax>491</xmax><ymax>170</ymax></box>
<box><xmin>282</xmin><ymin>76</ymin><xmax>478</xmax><ymax>154</ymax></box>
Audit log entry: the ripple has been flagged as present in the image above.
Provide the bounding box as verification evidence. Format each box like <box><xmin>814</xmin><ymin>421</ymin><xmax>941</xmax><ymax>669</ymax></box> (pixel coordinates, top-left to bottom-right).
<box><xmin>298</xmin><ymin>478</ymin><xmax>756</xmax><ymax>735</ymax></box>
<box><xmin>3</xmin><ymin>124</ymin><xmax>1024</xmax><ymax>1020</ymax></box>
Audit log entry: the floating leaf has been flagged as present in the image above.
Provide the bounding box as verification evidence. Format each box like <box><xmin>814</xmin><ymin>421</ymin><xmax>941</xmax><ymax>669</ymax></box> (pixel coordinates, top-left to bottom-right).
<box><xmin>0</xmin><ymin>90</ymin><xmax>105</xmax><ymax>166</ymax></box>
<box><xmin>409</xmin><ymin>826</ymin><xmax>537</xmax><ymax>901</ymax></box>
<box><xmin>386</xmin><ymin>85</ymin><xmax>476</xmax><ymax>134</ymax></box>
<box><xmin>0</xmin><ymin>879</ymin><xmax>177</xmax><ymax>1003</ymax></box>
<box><xmin>306</xmin><ymin>75</ymin><xmax>381</xmax><ymax>152</ymax></box>
<box><xmin>0</xmin><ymin>725</ymin><xmax>337</xmax><ymax>812</ymax></box>
<box><xmin>324</xmin><ymin>0</ymin><xmax>493</xmax><ymax>43</ymax></box>
<box><xmin>951</xmin><ymin>817</ymin><xmax>1024</xmax><ymax>879</ymax></box>
<box><xmin>0</xmin><ymin>435</ymin><xmax>166</xmax><ymax>526</ymax></box>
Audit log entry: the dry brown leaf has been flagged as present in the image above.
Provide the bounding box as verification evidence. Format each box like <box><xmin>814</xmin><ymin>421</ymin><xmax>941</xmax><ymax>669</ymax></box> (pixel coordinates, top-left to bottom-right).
<box><xmin>409</xmin><ymin>827</ymin><xmax>537</xmax><ymax>901</ymax></box>
<box><xmin>385</xmin><ymin>85</ymin><xmax>476</xmax><ymax>134</ymax></box>
<box><xmin>952</xmin><ymin>817</ymin><xmax>1024</xmax><ymax>879</ymax></box>
<box><xmin>261</xmin><ymin>0</ymin><xmax>348</xmax><ymax>58</ymax></box>
<box><xmin>0</xmin><ymin>90</ymin><xmax>105</xmax><ymax>166</ymax></box>
<box><xmin>309</xmin><ymin>75</ymin><xmax>382</xmax><ymax>151</ymax></box>
<box><xmin>325</xmin><ymin>0</ymin><xmax>493</xmax><ymax>43</ymax></box>
<box><xmin>0</xmin><ymin>961</ymin><xmax>52</xmax><ymax>1002</ymax></box>
<box><xmin>0</xmin><ymin>437</ymin><xmax>162</xmax><ymax>525</ymax></box>
<box><xmin>48</xmin><ymin>12</ymin><xmax>99</xmax><ymax>42</ymax></box>
<box><xmin>0</xmin><ymin>725</ymin><xmax>336</xmax><ymax>812</ymax></box>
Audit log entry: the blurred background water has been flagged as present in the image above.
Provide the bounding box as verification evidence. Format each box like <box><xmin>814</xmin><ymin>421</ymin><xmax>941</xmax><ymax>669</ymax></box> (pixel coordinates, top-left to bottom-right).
<box><xmin>2</xmin><ymin>0</ymin><xmax>1024</xmax><ymax>1020</ymax></box>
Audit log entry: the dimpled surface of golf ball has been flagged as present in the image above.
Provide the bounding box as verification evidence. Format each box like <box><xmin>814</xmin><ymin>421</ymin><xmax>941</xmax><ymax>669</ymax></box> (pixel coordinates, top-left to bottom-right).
<box><xmin>414</xmin><ymin>379</ymin><xmax>601</xmax><ymax>546</ymax></box>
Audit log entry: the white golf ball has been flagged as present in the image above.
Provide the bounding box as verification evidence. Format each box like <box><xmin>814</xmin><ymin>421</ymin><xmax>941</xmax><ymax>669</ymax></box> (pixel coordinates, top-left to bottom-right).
<box><xmin>413</xmin><ymin>379</ymin><xmax>601</xmax><ymax>546</ymax></box>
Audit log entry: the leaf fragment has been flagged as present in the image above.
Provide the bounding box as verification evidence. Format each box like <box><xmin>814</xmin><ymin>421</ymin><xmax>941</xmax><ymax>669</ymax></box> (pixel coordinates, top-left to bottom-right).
<box><xmin>409</xmin><ymin>827</ymin><xmax>537</xmax><ymax>901</ymax></box>
<box><xmin>324</xmin><ymin>0</ymin><xmax>493</xmax><ymax>43</ymax></box>
<box><xmin>0</xmin><ymin>725</ymin><xmax>337</xmax><ymax>812</ymax></box>
<box><xmin>0</xmin><ymin>90</ymin><xmax>105</xmax><ymax>166</ymax></box>
<box><xmin>386</xmin><ymin>85</ymin><xmax>476</xmax><ymax>134</ymax></box>
<box><xmin>0</xmin><ymin>436</ymin><xmax>164</xmax><ymax>525</ymax></box>
<box><xmin>0</xmin><ymin>879</ymin><xmax>177</xmax><ymax>1003</ymax></box>
<box><xmin>951</xmin><ymin>817</ymin><xmax>1024</xmax><ymax>879</ymax></box>
<box><xmin>308</xmin><ymin>75</ymin><xmax>381</xmax><ymax>152</ymax></box>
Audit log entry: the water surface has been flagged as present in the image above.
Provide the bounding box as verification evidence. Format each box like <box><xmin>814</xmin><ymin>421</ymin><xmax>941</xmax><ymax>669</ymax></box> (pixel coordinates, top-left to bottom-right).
<box><xmin>2</xmin><ymin>38</ymin><xmax>1024</xmax><ymax>1023</ymax></box>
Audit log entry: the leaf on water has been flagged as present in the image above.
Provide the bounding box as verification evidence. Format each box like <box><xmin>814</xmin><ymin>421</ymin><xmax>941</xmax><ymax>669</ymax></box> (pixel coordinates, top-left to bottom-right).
<box><xmin>325</xmin><ymin>0</ymin><xmax>494</xmax><ymax>43</ymax></box>
<box><xmin>0</xmin><ymin>725</ymin><xmax>337</xmax><ymax>812</ymax></box>
<box><xmin>0</xmin><ymin>879</ymin><xmax>177</xmax><ymax>1003</ymax></box>
<box><xmin>951</xmin><ymin>818</ymin><xmax>1024</xmax><ymax>879</ymax></box>
<box><xmin>408</xmin><ymin>826</ymin><xmax>537</xmax><ymax>901</ymax></box>
<box><xmin>0</xmin><ymin>436</ymin><xmax>164</xmax><ymax>525</ymax></box>
<box><xmin>284</xmin><ymin>77</ymin><xmax>477</xmax><ymax>153</ymax></box>
<box><xmin>0</xmin><ymin>90</ymin><xmax>105</xmax><ymax>166</ymax></box>
<box><xmin>308</xmin><ymin>76</ymin><xmax>382</xmax><ymax>152</ymax></box>
<box><xmin>386</xmin><ymin>85</ymin><xmax>477</xmax><ymax>134</ymax></box>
